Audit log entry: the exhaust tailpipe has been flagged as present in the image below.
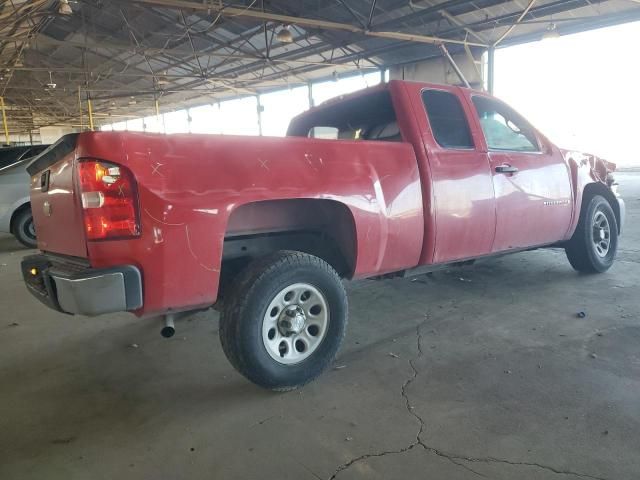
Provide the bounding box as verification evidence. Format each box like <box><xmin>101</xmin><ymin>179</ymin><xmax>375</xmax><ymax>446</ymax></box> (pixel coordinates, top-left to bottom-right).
<box><xmin>160</xmin><ymin>314</ymin><xmax>176</xmax><ymax>338</ymax></box>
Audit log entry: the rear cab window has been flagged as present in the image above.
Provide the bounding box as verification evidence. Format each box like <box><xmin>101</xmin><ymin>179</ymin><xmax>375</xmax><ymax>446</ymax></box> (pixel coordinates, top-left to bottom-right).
<box><xmin>421</xmin><ymin>89</ymin><xmax>474</xmax><ymax>149</ymax></box>
<box><xmin>471</xmin><ymin>96</ymin><xmax>540</xmax><ymax>152</ymax></box>
<box><xmin>287</xmin><ymin>90</ymin><xmax>404</xmax><ymax>143</ymax></box>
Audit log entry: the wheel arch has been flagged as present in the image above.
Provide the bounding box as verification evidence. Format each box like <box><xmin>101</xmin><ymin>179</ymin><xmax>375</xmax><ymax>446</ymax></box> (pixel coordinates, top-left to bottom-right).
<box><xmin>222</xmin><ymin>198</ymin><xmax>358</xmax><ymax>280</ymax></box>
<box><xmin>581</xmin><ymin>183</ymin><xmax>621</xmax><ymax>234</ymax></box>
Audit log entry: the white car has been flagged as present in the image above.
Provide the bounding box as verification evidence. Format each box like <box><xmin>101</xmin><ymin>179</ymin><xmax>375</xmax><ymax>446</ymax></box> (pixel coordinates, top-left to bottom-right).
<box><xmin>0</xmin><ymin>145</ymin><xmax>49</xmax><ymax>248</ymax></box>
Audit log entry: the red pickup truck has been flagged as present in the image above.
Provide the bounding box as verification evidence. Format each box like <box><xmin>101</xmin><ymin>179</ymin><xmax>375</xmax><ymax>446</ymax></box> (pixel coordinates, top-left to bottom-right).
<box><xmin>22</xmin><ymin>80</ymin><xmax>624</xmax><ymax>390</ymax></box>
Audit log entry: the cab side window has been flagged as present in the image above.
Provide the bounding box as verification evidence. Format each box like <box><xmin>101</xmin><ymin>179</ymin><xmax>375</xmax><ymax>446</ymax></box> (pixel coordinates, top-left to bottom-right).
<box><xmin>472</xmin><ymin>96</ymin><xmax>539</xmax><ymax>152</ymax></box>
<box><xmin>422</xmin><ymin>89</ymin><xmax>474</xmax><ymax>149</ymax></box>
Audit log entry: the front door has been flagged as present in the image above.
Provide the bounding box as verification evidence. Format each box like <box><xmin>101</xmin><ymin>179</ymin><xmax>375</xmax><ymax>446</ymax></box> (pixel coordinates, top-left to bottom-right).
<box><xmin>469</xmin><ymin>94</ymin><xmax>573</xmax><ymax>252</ymax></box>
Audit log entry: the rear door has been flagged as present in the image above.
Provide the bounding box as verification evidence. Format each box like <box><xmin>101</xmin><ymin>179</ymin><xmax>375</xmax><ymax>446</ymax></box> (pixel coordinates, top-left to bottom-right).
<box><xmin>468</xmin><ymin>94</ymin><xmax>573</xmax><ymax>252</ymax></box>
<box><xmin>419</xmin><ymin>88</ymin><xmax>496</xmax><ymax>264</ymax></box>
<box><xmin>28</xmin><ymin>134</ymin><xmax>87</xmax><ymax>257</ymax></box>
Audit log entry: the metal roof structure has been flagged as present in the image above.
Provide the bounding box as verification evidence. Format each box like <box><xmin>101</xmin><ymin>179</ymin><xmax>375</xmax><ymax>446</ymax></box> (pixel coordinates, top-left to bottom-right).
<box><xmin>1</xmin><ymin>0</ymin><xmax>639</xmax><ymax>132</ymax></box>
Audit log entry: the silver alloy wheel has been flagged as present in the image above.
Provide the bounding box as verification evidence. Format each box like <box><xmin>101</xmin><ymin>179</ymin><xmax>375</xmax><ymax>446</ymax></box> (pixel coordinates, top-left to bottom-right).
<box><xmin>262</xmin><ymin>282</ymin><xmax>329</xmax><ymax>365</ymax></box>
<box><xmin>592</xmin><ymin>210</ymin><xmax>611</xmax><ymax>258</ymax></box>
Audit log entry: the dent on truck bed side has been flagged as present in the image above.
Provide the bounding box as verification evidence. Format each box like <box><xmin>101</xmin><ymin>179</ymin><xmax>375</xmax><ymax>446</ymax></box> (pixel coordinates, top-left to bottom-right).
<box><xmin>78</xmin><ymin>131</ymin><xmax>424</xmax><ymax>316</ymax></box>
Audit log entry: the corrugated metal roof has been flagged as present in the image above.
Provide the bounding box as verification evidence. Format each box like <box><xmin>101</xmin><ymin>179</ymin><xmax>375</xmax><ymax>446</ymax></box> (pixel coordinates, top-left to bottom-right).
<box><xmin>0</xmin><ymin>0</ymin><xmax>638</xmax><ymax>131</ymax></box>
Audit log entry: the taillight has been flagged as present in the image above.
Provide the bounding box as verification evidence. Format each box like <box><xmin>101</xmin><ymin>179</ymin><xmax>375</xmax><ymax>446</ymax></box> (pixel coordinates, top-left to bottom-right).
<box><xmin>77</xmin><ymin>160</ymin><xmax>140</xmax><ymax>240</ymax></box>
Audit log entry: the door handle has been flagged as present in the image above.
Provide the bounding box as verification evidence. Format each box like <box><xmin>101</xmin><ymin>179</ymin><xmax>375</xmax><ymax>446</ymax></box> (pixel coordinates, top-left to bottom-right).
<box><xmin>495</xmin><ymin>164</ymin><xmax>518</xmax><ymax>174</ymax></box>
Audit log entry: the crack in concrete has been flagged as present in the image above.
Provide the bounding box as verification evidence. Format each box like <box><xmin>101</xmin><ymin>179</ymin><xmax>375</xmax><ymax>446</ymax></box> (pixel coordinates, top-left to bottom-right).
<box><xmin>327</xmin><ymin>442</ymin><xmax>421</xmax><ymax>480</ymax></box>
<box><xmin>297</xmin><ymin>459</ymin><xmax>324</xmax><ymax>480</ymax></box>
<box><xmin>445</xmin><ymin>456</ymin><xmax>487</xmax><ymax>477</ymax></box>
<box><xmin>421</xmin><ymin>446</ymin><xmax>610</xmax><ymax>480</ymax></box>
<box><xmin>327</xmin><ymin>322</ymin><xmax>427</xmax><ymax>480</ymax></box>
<box><xmin>328</xmin><ymin>319</ymin><xmax>610</xmax><ymax>480</ymax></box>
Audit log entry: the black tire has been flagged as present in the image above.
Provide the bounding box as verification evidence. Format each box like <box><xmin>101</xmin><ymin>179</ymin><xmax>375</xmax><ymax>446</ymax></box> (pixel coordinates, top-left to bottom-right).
<box><xmin>12</xmin><ymin>207</ymin><xmax>37</xmax><ymax>249</ymax></box>
<box><xmin>219</xmin><ymin>251</ymin><xmax>348</xmax><ymax>391</ymax></box>
<box><xmin>565</xmin><ymin>195</ymin><xmax>618</xmax><ymax>273</ymax></box>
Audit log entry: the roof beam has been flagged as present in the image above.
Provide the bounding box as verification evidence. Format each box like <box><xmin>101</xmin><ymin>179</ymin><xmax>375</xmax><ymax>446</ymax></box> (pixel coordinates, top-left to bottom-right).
<box><xmin>493</xmin><ymin>0</ymin><xmax>538</xmax><ymax>47</ymax></box>
<box><xmin>128</xmin><ymin>0</ymin><xmax>487</xmax><ymax>47</ymax></box>
<box><xmin>336</xmin><ymin>0</ymin><xmax>368</xmax><ymax>29</ymax></box>
<box><xmin>439</xmin><ymin>9</ymin><xmax>488</xmax><ymax>44</ymax></box>
<box><xmin>367</xmin><ymin>0</ymin><xmax>378</xmax><ymax>29</ymax></box>
<box><xmin>439</xmin><ymin>0</ymin><xmax>590</xmax><ymax>38</ymax></box>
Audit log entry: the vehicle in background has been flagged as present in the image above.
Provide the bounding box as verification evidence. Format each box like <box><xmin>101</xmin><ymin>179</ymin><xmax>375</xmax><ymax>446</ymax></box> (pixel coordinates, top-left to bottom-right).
<box><xmin>21</xmin><ymin>81</ymin><xmax>624</xmax><ymax>390</ymax></box>
<box><xmin>0</xmin><ymin>145</ymin><xmax>50</xmax><ymax>248</ymax></box>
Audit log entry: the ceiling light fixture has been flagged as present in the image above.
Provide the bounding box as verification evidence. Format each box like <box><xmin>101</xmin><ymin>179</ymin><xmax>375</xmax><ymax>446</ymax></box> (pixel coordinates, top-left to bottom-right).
<box><xmin>541</xmin><ymin>23</ymin><xmax>560</xmax><ymax>41</ymax></box>
<box><xmin>157</xmin><ymin>73</ymin><xmax>169</xmax><ymax>86</ymax></box>
<box><xmin>45</xmin><ymin>71</ymin><xmax>56</xmax><ymax>90</ymax></box>
<box><xmin>276</xmin><ymin>25</ymin><xmax>294</xmax><ymax>43</ymax></box>
<box><xmin>59</xmin><ymin>0</ymin><xmax>73</xmax><ymax>15</ymax></box>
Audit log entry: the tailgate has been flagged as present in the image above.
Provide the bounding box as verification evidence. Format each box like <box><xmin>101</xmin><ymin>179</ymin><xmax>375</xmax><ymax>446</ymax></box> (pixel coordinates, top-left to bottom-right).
<box><xmin>27</xmin><ymin>134</ymin><xmax>87</xmax><ymax>258</ymax></box>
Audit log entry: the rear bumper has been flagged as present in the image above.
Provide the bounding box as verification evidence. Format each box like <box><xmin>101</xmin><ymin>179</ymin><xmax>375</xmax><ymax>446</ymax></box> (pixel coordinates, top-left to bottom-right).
<box><xmin>21</xmin><ymin>254</ymin><xmax>142</xmax><ymax>316</ymax></box>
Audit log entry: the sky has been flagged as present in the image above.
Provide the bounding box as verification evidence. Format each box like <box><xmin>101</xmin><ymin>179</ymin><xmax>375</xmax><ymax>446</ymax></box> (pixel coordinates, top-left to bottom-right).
<box><xmin>494</xmin><ymin>20</ymin><xmax>640</xmax><ymax>167</ymax></box>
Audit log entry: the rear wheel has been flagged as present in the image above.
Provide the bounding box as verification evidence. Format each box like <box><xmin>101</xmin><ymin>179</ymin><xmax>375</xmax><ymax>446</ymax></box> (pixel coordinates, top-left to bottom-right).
<box><xmin>565</xmin><ymin>195</ymin><xmax>618</xmax><ymax>273</ymax></box>
<box><xmin>13</xmin><ymin>208</ymin><xmax>37</xmax><ymax>249</ymax></box>
<box><xmin>219</xmin><ymin>251</ymin><xmax>348</xmax><ymax>390</ymax></box>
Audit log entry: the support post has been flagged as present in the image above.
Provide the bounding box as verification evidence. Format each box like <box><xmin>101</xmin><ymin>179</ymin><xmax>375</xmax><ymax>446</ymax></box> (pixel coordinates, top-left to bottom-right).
<box><xmin>438</xmin><ymin>44</ymin><xmax>470</xmax><ymax>89</ymax></box>
<box><xmin>256</xmin><ymin>95</ymin><xmax>263</xmax><ymax>136</ymax></box>
<box><xmin>156</xmin><ymin>98</ymin><xmax>165</xmax><ymax>133</ymax></box>
<box><xmin>0</xmin><ymin>96</ymin><xmax>10</xmax><ymax>145</ymax></box>
<box><xmin>87</xmin><ymin>97</ymin><xmax>95</xmax><ymax>131</ymax></box>
<box><xmin>78</xmin><ymin>86</ymin><xmax>84</xmax><ymax>131</ymax></box>
<box><xmin>307</xmin><ymin>81</ymin><xmax>314</xmax><ymax>108</ymax></box>
<box><xmin>487</xmin><ymin>46</ymin><xmax>495</xmax><ymax>94</ymax></box>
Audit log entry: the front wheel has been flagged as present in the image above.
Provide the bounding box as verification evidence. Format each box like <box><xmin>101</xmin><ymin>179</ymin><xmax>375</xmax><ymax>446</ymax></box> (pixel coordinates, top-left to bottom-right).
<box><xmin>565</xmin><ymin>195</ymin><xmax>618</xmax><ymax>273</ymax></box>
<box><xmin>13</xmin><ymin>208</ymin><xmax>37</xmax><ymax>249</ymax></box>
<box><xmin>219</xmin><ymin>251</ymin><xmax>348</xmax><ymax>390</ymax></box>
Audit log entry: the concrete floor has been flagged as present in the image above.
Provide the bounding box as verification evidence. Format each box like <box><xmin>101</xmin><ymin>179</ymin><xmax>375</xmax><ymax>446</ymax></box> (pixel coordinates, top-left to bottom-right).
<box><xmin>1</xmin><ymin>173</ymin><xmax>639</xmax><ymax>480</ymax></box>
